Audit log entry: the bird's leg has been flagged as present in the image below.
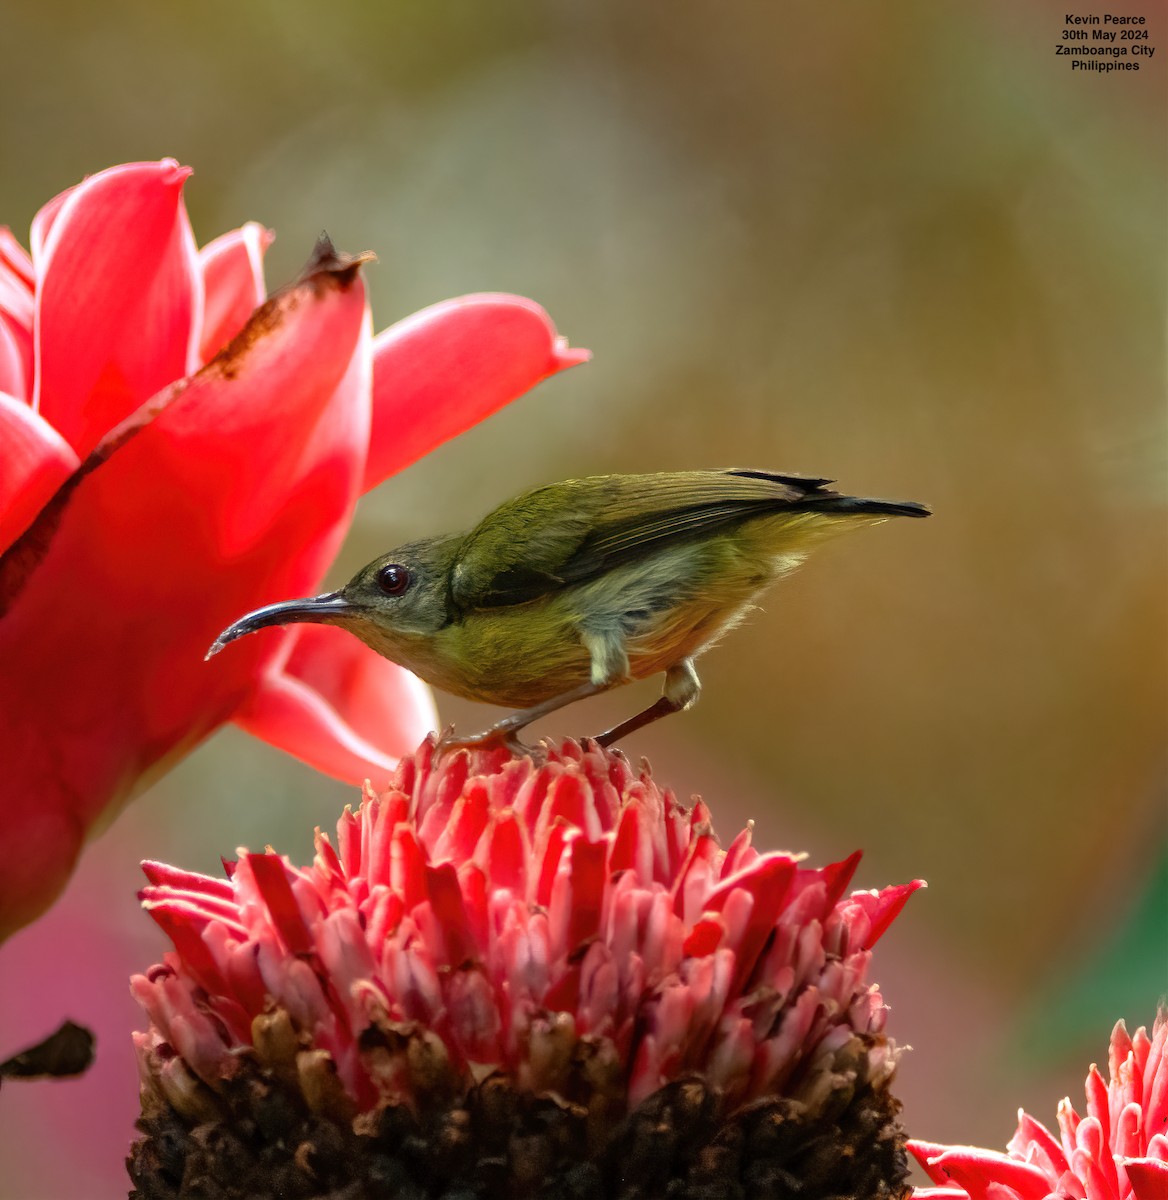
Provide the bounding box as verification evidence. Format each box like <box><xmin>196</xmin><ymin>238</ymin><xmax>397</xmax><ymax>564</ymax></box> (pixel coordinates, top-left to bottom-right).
<box><xmin>594</xmin><ymin>658</ymin><xmax>701</xmax><ymax>748</ymax></box>
<box><xmin>436</xmin><ymin>680</ymin><xmax>612</xmax><ymax>755</ymax></box>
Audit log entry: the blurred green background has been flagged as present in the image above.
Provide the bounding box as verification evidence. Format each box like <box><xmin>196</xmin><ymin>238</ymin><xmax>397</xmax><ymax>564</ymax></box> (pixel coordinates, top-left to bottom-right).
<box><xmin>0</xmin><ymin>1</ymin><xmax>1164</xmax><ymax>1195</ymax></box>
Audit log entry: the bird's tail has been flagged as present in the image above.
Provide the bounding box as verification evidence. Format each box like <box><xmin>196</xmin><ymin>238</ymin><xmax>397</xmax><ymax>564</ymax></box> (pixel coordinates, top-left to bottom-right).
<box><xmin>736</xmin><ymin>490</ymin><xmax>930</xmax><ymax>569</ymax></box>
<box><xmin>792</xmin><ymin>495</ymin><xmax>932</xmax><ymax>520</ymax></box>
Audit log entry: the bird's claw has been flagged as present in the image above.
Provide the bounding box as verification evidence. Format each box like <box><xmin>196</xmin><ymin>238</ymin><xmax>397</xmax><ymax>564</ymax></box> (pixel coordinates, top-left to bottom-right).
<box><xmin>434</xmin><ymin>724</ymin><xmax>543</xmax><ymax>761</ymax></box>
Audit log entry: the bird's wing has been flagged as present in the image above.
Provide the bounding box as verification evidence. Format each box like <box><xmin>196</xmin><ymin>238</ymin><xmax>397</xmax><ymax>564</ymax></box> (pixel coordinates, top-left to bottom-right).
<box><xmin>450</xmin><ymin>469</ymin><xmax>836</xmax><ymax>610</ymax></box>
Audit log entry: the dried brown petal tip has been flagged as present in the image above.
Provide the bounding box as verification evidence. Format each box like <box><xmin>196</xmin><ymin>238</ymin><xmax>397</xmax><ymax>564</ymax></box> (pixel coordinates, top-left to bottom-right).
<box><xmin>0</xmin><ymin>1019</ymin><xmax>95</xmax><ymax>1081</ymax></box>
<box><xmin>297</xmin><ymin>232</ymin><xmax>376</xmax><ymax>290</ymax></box>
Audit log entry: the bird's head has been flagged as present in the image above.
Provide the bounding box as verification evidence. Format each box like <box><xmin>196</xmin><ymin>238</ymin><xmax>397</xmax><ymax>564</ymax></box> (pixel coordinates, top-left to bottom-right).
<box><xmin>207</xmin><ymin>534</ymin><xmax>463</xmax><ymax>661</ymax></box>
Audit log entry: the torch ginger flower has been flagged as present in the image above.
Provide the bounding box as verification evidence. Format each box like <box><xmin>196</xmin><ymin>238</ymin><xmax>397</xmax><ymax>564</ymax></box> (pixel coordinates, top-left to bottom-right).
<box><xmin>0</xmin><ymin>159</ymin><xmax>586</xmax><ymax>940</ymax></box>
<box><xmin>910</xmin><ymin>1014</ymin><xmax>1168</xmax><ymax>1200</ymax></box>
<box><xmin>130</xmin><ymin>738</ymin><xmax>921</xmax><ymax>1199</ymax></box>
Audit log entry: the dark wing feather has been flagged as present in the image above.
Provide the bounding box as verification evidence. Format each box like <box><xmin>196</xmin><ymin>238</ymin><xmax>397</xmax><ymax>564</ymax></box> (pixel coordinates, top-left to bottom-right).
<box><xmin>560</xmin><ymin>501</ymin><xmax>783</xmax><ymax>579</ymax></box>
<box><xmin>459</xmin><ymin>563</ymin><xmax>566</xmax><ymax>608</ymax></box>
<box><xmin>449</xmin><ymin>469</ymin><xmax>836</xmax><ymax>611</ymax></box>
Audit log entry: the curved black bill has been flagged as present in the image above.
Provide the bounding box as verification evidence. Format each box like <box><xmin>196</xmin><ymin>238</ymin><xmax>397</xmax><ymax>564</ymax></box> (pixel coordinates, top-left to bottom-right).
<box><xmin>205</xmin><ymin>592</ymin><xmax>360</xmax><ymax>660</ymax></box>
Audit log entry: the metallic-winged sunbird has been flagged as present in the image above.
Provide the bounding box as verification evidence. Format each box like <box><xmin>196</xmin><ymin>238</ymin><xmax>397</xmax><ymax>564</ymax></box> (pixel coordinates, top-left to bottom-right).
<box><xmin>209</xmin><ymin>469</ymin><xmax>930</xmax><ymax>751</ymax></box>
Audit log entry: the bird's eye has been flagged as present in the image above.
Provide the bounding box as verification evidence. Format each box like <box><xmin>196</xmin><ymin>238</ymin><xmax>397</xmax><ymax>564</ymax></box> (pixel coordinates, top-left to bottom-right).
<box><xmin>376</xmin><ymin>564</ymin><xmax>412</xmax><ymax>597</ymax></box>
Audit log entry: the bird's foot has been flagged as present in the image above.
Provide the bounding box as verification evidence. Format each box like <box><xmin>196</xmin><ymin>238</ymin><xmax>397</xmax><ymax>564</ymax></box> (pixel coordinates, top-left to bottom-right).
<box><xmin>434</xmin><ymin>723</ymin><xmax>542</xmax><ymax>761</ymax></box>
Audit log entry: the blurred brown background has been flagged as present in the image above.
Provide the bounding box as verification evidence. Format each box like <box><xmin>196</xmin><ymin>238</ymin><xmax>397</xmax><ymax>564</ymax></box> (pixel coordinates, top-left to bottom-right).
<box><xmin>0</xmin><ymin>1</ymin><xmax>1164</xmax><ymax>1195</ymax></box>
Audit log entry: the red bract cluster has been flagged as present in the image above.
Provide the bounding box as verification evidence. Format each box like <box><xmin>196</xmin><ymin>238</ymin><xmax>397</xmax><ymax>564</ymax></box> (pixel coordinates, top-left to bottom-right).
<box><xmin>0</xmin><ymin>160</ymin><xmax>585</xmax><ymax>938</ymax></box>
<box><xmin>134</xmin><ymin>738</ymin><xmax>920</xmax><ymax>1115</ymax></box>
<box><xmin>911</xmin><ymin>1015</ymin><xmax>1168</xmax><ymax>1200</ymax></box>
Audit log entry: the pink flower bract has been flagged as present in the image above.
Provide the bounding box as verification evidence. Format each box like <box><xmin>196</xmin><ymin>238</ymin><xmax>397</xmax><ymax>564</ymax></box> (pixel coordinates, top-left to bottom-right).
<box><xmin>134</xmin><ymin>738</ymin><xmax>921</xmax><ymax>1117</ymax></box>
<box><xmin>0</xmin><ymin>160</ymin><xmax>586</xmax><ymax>940</ymax></box>
<box><xmin>910</xmin><ymin>1014</ymin><xmax>1168</xmax><ymax>1200</ymax></box>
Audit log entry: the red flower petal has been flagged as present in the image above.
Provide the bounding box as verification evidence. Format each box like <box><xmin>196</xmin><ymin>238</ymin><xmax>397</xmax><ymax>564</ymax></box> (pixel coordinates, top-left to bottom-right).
<box><xmin>478</xmin><ymin>810</ymin><xmax>527</xmax><ymax>894</ymax></box>
<box><xmin>0</xmin><ymin>230</ymin><xmax>35</xmax><ymax>376</ymax></box>
<box><xmin>235</xmin><ymin>624</ymin><xmax>436</xmax><ymax>786</ymax></box>
<box><xmin>563</xmin><ymin>837</ymin><xmax>607</xmax><ymax>950</ymax></box>
<box><xmin>246</xmin><ymin>853</ymin><xmax>314</xmax><ymax>956</ymax></box>
<box><xmin>710</xmin><ymin>855</ymin><xmax>798</xmax><ymax>995</ymax></box>
<box><xmin>1085</xmin><ymin>1064</ymin><xmax>1113</xmax><ymax>1146</ymax></box>
<box><xmin>0</xmin><ymin>245</ymin><xmax>371</xmax><ymax>938</ymax></box>
<box><xmin>920</xmin><ymin>1146</ymin><xmax>1052</xmax><ymax>1200</ymax></box>
<box><xmin>0</xmin><ymin>314</ymin><xmax>31</xmax><ymax>401</ymax></box>
<box><xmin>0</xmin><ymin>240</ymin><xmax>34</xmax><ymax>399</ymax></box>
<box><xmin>908</xmin><ymin>1140</ymin><xmax>967</xmax><ymax>1186</ymax></box>
<box><xmin>821</xmin><ymin>850</ymin><xmax>863</xmax><ymax>908</ymax></box>
<box><xmin>682</xmin><ymin>918</ymin><xmax>723</xmax><ymax>958</ymax></box>
<box><xmin>32</xmin><ymin>160</ymin><xmax>200</xmax><ymax>457</ymax></box>
<box><xmin>0</xmin><ymin>226</ymin><xmax>34</xmax><ymax>287</ymax></box>
<box><xmin>853</xmin><ymin>879</ymin><xmax>926</xmax><ymax>949</ymax></box>
<box><xmin>1007</xmin><ymin>1112</ymin><xmax>1070</xmax><ymax>1179</ymax></box>
<box><xmin>1146</xmin><ymin>1025</ymin><xmax>1168</xmax><ymax>1147</ymax></box>
<box><xmin>1072</xmin><ymin>1129</ymin><xmax>1116</xmax><ymax>1200</ymax></box>
<box><xmin>28</xmin><ymin>186</ymin><xmax>73</xmax><ymax>261</ymax></box>
<box><xmin>0</xmin><ymin>259</ymin><xmax>34</xmax><ymax>330</ymax></box>
<box><xmin>433</xmin><ymin>780</ymin><xmax>490</xmax><ymax>863</ymax></box>
<box><xmin>424</xmin><ymin>862</ymin><xmax>476</xmax><ymax>965</ymax></box>
<box><xmin>1126</xmin><ymin>1158</ymin><xmax>1168</xmax><ymax>1200</ymax></box>
<box><xmin>140</xmin><ymin>861</ymin><xmax>235</xmax><ymax>900</ymax></box>
<box><xmin>0</xmin><ymin>392</ymin><xmax>79</xmax><ymax>553</ymax></box>
<box><xmin>198</xmin><ymin>222</ymin><xmax>272</xmax><ymax>363</ymax></box>
<box><xmin>362</xmin><ymin>294</ymin><xmax>589</xmax><ymax>492</ymax></box>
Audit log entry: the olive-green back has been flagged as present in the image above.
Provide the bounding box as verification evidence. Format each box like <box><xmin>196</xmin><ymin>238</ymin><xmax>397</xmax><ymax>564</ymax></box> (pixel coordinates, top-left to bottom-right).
<box><xmin>449</xmin><ymin>469</ymin><xmax>834</xmax><ymax>610</ymax></box>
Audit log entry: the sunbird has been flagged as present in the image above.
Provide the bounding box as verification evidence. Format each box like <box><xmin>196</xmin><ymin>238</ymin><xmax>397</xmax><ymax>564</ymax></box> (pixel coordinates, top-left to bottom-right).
<box><xmin>209</xmin><ymin>469</ymin><xmax>929</xmax><ymax>751</ymax></box>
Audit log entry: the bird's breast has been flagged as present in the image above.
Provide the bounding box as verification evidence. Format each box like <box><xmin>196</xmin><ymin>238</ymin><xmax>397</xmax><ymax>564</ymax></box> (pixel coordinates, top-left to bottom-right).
<box><xmin>425</xmin><ymin>601</ymin><xmax>595</xmax><ymax>707</ymax></box>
